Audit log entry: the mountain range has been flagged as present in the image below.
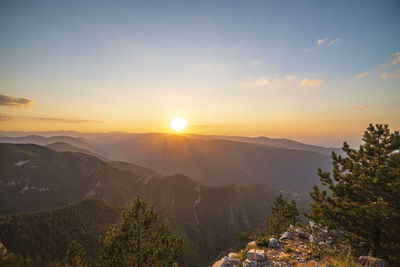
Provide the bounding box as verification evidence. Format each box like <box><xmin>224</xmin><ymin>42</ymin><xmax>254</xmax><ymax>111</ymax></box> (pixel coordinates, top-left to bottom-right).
<box><xmin>0</xmin><ymin>132</ymin><xmax>335</xmax><ymax>193</ymax></box>
<box><xmin>0</xmin><ymin>142</ymin><xmax>285</xmax><ymax>266</ymax></box>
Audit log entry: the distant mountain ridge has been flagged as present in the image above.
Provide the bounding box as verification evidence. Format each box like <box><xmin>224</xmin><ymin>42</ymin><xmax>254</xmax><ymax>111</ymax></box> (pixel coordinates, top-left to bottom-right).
<box><xmin>0</xmin><ymin>132</ymin><xmax>334</xmax><ymax>193</ymax></box>
<box><xmin>45</xmin><ymin>141</ymin><xmax>111</xmax><ymax>162</ymax></box>
<box><xmin>90</xmin><ymin>133</ymin><xmax>332</xmax><ymax>193</ymax></box>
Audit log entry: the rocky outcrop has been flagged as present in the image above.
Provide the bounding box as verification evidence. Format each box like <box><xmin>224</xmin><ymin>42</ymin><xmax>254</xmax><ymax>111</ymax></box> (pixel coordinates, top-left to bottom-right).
<box><xmin>212</xmin><ymin>224</ymin><xmax>388</xmax><ymax>267</ymax></box>
<box><xmin>212</xmin><ymin>254</ymin><xmax>240</xmax><ymax>267</ymax></box>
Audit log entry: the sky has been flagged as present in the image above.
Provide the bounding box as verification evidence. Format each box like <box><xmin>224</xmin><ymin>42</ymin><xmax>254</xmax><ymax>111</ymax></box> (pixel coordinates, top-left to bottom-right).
<box><xmin>0</xmin><ymin>0</ymin><xmax>399</xmax><ymax>147</ymax></box>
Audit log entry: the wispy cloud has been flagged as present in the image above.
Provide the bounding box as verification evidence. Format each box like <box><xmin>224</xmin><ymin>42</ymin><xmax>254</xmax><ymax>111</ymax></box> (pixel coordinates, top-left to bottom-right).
<box><xmin>317</xmin><ymin>38</ymin><xmax>328</xmax><ymax>46</ymax></box>
<box><xmin>300</xmin><ymin>78</ymin><xmax>323</xmax><ymax>86</ymax></box>
<box><xmin>393</xmin><ymin>52</ymin><xmax>400</xmax><ymax>65</ymax></box>
<box><xmin>327</xmin><ymin>38</ymin><xmax>340</xmax><ymax>46</ymax></box>
<box><xmin>354</xmin><ymin>72</ymin><xmax>369</xmax><ymax>79</ymax></box>
<box><xmin>249</xmin><ymin>77</ymin><xmax>271</xmax><ymax>87</ymax></box>
<box><xmin>0</xmin><ymin>94</ymin><xmax>33</xmax><ymax>107</ymax></box>
<box><xmin>381</xmin><ymin>68</ymin><xmax>400</xmax><ymax>79</ymax></box>
<box><xmin>353</xmin><ymin>52</ymin><xmax>400</xmax><ymax>80</ymax></box>
<box><xmin>379</xmin><ymin>51</ymin><xmax>400</xmax><ymax>70</ymax></box>
<box><xmin>0</xmin><ymin>114</ymin><xmax>14</xmax><ymax>121</ymax></box>
<box><xmin>350</xmin><ymin>104</ymin><xmax>375</xmax><ymax>110</ymax></box>
<box><xmin>38</xmin><ymin>117</ymin><xmax>102</xmax><ymax>123</ymax></box>
<box><xmin>285</xmin><ymin>75</ymin><xmax>296</xmax><ymax>80</ymax></box>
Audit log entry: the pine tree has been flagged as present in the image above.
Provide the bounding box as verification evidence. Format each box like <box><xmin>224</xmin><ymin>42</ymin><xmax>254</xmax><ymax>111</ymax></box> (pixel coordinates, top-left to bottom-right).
<box><xmin>100</xmin><ymin>196</ymin><xmax>183</xmax><ymax>267</ymax></box>
<box><xmin>267</xmin><ymin>194</ymin><xmax>300</xmax><ymax>236</ymax></box>
<box><xmin>308</xmin><ymin>124</ymin><xmax>400</xmax><ymax>265</ymax></box>
<box><xmin>66</xmin><ymin>241</ymin><xmax>90</xmax><ymax>267</ymax></box>
<box><xmin>287</xmin><ymin>200</ymin><xmax>300</xmax><ymax>226</ymax></box>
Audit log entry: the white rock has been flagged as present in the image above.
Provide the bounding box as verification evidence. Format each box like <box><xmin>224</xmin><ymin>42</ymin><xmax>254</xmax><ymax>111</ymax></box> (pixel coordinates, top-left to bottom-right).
<box><xmin>289</xmin><ymin>224</ymin><xmax>294</xmax><ymax>231</ymax></box>
<box><xmin>228</xmin><ymin>252</ymin><xmax>238</xmax><ymax>259</ymax></box>
<box><xmin>247</xmin><ymin>241</ymin><xmax>256</xmax><ymax>247</ymax></box>
<box><xmin>247</xmin><ymin>249</ymin><xmax>265</xmax><ymax>262</ymax></box>
<box><xmin>212</xmin><ymin>256</ymin><xmax>230</xmax><ymax>267</ymax></box>
<box><xmin>268</xmin><ymin>238</ymin><xmax>279</xmax><ymax>248</ymax></box>
<box><xmin>279</xmin><ymin>231</ymin><xmax>293</xmax><ymax>241</ymax></box>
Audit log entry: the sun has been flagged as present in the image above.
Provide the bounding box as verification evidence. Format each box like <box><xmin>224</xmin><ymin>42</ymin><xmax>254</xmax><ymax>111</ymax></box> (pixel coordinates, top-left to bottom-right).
<box><xmin>170</xmin><ymin>117</ymin><xmax>187</xmax><ymax>132</ymax></box>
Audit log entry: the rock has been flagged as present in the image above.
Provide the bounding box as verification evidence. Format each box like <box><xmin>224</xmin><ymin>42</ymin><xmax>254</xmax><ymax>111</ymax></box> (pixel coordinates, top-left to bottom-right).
<box><xmin>268</xmin><ymin>237</ymin><xmax>279</xmax><ymax>249</ymax></box>
<box><xmin>358</xmin><ymin>256</ymin><xmax>388</xmax><ymax>267</ymax></box>
<box><xmin>244</xmin><ymin>259</ymin><xmax>257</xmax><ymax>267</ymax></box>
<box><xmin>309</xmin><ymin>221</ymin><xmax>316</xmax><ymax>229</ymax></box>
<box><xmin>289</xmin><ymin>224</ymin><xmax>294</xmax><ymax>231</ymax></box>
<box><xmin>212</xmin><ymin>256</ymin><xmax>229</xmax><ymax>267</ymax></box>
<box><xmin>309</xmin><ymin>234</ymin><xmax>315</xmax><ymax>243</ymax></box>
<box><xmin>231</xmin><ymin>258</ymin><xmax>240</xmax><ymax>265</ymax></box>
<box><xmin>318</xmin><ymin>241</ymin><xmax>326</xmax><ymax>245</ymax></box>
<box><xmin>279</xmin><ymin>231</ymin><xmax>293</xmax><ymax>241</ymax></box>
<box><xmin>294</xmin><ymin>227</ymin><xmax>307</xmax><ymax>239</ymax></box>
<box><xmin>247</xmin><ymin>249</ymin><xmax>266</xmax><ymax>262</ymax></box>
<box><xmin>212</xmin><ymin>256</ymin><xmax>240</xmax><ymax>267</ymax></box>
<box><xmin>247</xmin><ymin>241</ymin><xmax>256</xmax><ymax>247</ymax></box>
<box><xmin>228</xmin><ymin>252</ymin><xmax>238</xmax><ymax>259</ymax></box>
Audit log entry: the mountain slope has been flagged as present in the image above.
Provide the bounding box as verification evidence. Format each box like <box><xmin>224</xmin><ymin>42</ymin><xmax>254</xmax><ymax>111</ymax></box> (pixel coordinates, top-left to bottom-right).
<box><xmin>46</xmin><ymin>141</ymin><xmax>111</xmax><ymax>162</ymax></box>
<box><xmin>0</xmin><ymin>143</ymin><xmax>282</xmax><ymax>235</ymax></box>
<box><xmin>0</xmin><ymin>143</ymin><xmax>142</xmax><ymax>215</ymax></box>
<box><xmin>0</xmin><ymin>135</ymin><xmax>108</xmax><ymax>158</ymax></box>
<box><xmin>91</xmin><ymin>133</ymin><xmax>331</xmax><ymax>193</ymax></box>
<box><xmin>205</xmin><ymin>135</ymin><xmax>341</xmax><ymax>156</ymax></box>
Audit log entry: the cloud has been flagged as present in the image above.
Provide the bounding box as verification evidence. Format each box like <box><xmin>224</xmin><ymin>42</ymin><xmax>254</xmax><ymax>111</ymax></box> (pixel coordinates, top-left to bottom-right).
<box><xmin>382</xmin><ymin>69</ymin><xmax>400</xmax><ymax>79</ymax></box>
<box><xmin>354</xmin><ymin>72</ymin><xmax>369</xmax><ymax>79</ymax></box>
<box><xmin>379</xmin><ymin>51</ymin><xmax>400</xmax><ymax>70</ymax></box>
<box><xmin>38</xmin><ymin>117</ymin><xmax>102</xmax><ymax>123</ymax></box>
<box><xmin>251</xmin><ymin>77</ymin><xmax>271</xmax><ymax>87</ymax></box>
<box><xmin>285</xmin><ymin>75</ymin><xmax>296</xmax><ymax>80</ymax></box>
<box><xmin>327</xmin><ymin>38</ymin><xmax>340</xmax><ymax>46</ymax></box>
<box><xmin>317</xmin><ymin>38</ymin><xmax>328</xmax><ymax>46</ymax></box>
<box><xmin>0</xmin><ymin>114</ymin><xmax>14</xmax><ymax>121</ymax></box>
<box><xmin>300</xmin><ymin>78</ymin><xmax>323</xmax><ymax>86</ymax></box>
<box><xmin>393</xmin><ymin>52</ymin><xmax>400</xmax><ymax>65</ymax></box>
<box><xmin>0</xmin><ymin>94</ymin><xmax>33</xmax><ymax>107</ymax></box>
<box><xmin>346</xmin><ymin>104</ymin><xmax>376</xmax><ymax>111</ymax></box>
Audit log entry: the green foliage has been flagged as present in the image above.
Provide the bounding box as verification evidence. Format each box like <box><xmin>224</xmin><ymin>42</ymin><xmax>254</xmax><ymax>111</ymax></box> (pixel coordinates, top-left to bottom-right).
<box><xmin>0</xmin><ymin>199</ymin><xmax>121</xmax><ymax>263</ymax></box>
<box><xmin>66</xmin><ymin>241</ymin><xmax>90</xmax><ymax>267</ymax></box>
<box><xmin>100</xmin><ymin>196</ymin><xmax>183</xmax><ymax>267</ymax></box>
<box><xmin>284</xmin><ymin>246</ymin><xmax>293</xmax><ymax>253</ymax></box>
<box><xmin>266</xmin><ymin>194</ymin><xmax>300</xmax><ymax>236</ymax></box>
<box><xmin>308</xmin><ymin>124</ymin><xmax>400</xmax><ymax>265</ymax></box>
<box><xmin>255</xmin><ymin>235</ymin><xmax>271</xmax><ymax>247</ymax></box>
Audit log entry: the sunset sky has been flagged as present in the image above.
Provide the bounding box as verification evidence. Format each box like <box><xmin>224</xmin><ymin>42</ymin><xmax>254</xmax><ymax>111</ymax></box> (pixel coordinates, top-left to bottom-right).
<box><xmin>1</xmin><ymin>0</ymin><xmax>399</xmax><ymax>146</ymax></box>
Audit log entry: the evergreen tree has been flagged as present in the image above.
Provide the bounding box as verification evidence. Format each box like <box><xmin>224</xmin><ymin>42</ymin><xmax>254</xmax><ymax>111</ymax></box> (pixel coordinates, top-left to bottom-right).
<box><xmin>66</xmin><ymin>241</ymin><xmax>90</xmax><ymax>267</ymax></box>
<box><xmin>287</xmin><ymin>200</ymin><xmax>300</xmax><ymax>226</ymax></box>
<box><xmin>308</xmin><ymin>124</ymin><xmax>400</xmax><ymax>265</ymax></box>
<box><xmin>267</xmin><ymin>194</ymin><xmax>299</xmax><ymax>236</ymax></box>
<box><xmin>100</xmin><ymin>196</ymin><xmax>183</xmax><ymax>267</ymax></box>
